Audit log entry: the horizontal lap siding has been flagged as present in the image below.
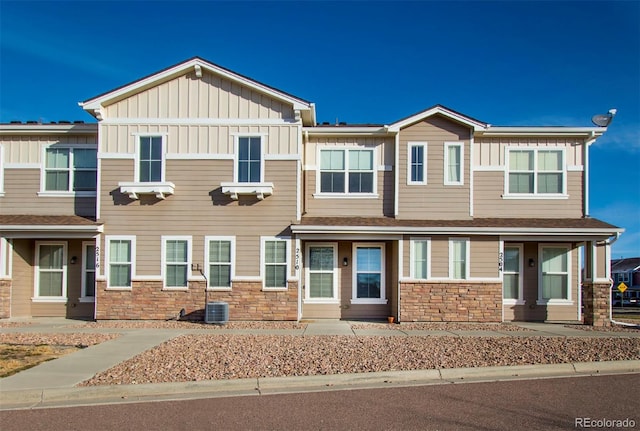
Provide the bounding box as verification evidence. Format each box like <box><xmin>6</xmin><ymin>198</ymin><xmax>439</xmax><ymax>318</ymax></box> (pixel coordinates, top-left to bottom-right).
<box><xmin>1</xmin><ymin>169</ymin><xmax>95</xmax><ymax>217</ymax></box>
<box><xmin>398</xmin><ymin>115</ymin><xmax>471</xmax><ymax>219</ymax></box>
<box><xmin>105</xmin><ymin>71</ymin><xmax>294</xmax><ymax>120</ymax></box>
<box><xmin>99</xmin><ymin>159</ymin><xmax>297</xmax><ymax>278</ymax></box>
<box><xmin>11</xmin><ymin>239</ymin><xmax>33</xmax><ymax>317</ymax></box>
<box><xmin>474</xmin><ymin>171</ymin><xmax>583</xmax><ymax>217</ymax></box>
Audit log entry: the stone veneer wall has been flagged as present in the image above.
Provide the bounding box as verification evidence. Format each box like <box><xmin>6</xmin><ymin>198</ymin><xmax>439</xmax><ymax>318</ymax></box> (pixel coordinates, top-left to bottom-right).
<box><xmin>96</xmin><ymin>280</ymin><xmax>298</xmax><ymax>321</ymax></box>
<box><xmin>400</xmin><ymin>281</ymin><xmax>502</xmax><ymax>322</ymax></box>
<box><xmin>0</xmin><ymin>279</ymin><xmax>10</xmax><ymax>319</ymax></box>
<box><xmin>582</xmin><ymin>281</ymin><xmax>611</xmax><ymax>327</ymax></box>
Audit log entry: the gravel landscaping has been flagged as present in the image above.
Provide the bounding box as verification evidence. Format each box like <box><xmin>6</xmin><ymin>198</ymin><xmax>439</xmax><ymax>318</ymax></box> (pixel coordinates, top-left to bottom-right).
<box><xmin>69</xmin><ymin>320</ymin><xmax>308</xmax><ymax>330</ymax></box>
<box><xmin>79</xmin><ymin>334</ymin><xmax>640</xmax><ymax>386</ymax></box>
<box><xmin>351</xmin><ymin>322</ymin><xmax>533</xmax><ymax>331</ymax></box>
<box><xmin>0</xmin><ymin>333</ymin><xmax>119</xmax><ymax>347</ymax></box>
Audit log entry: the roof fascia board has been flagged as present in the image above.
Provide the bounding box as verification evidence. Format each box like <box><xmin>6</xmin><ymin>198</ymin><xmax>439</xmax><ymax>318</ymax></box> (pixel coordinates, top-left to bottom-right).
<box><xmin>80</xmin><ymin>58</ymin><xmax>312</xmax><ymax>113</ymax></box>
<box><xmin>478</xmin><ymin>126</ymin><xmax>606</xmax><ymax>138</ymax></box>
<box><xmin>304</xmin><ymin>126</ymin><xmax>391</xmax><ymax>136</ymax></box>
<box><xmin>291</xmin><ymin>225</ymin><xmax>623</xmax><ymax>236</ymax></box>
<box><xmin>0</xmin><ymin>124</ymin><xmax>97</xmax><ymax>135</ymax></box>
<box><xmin>0</xmin><ymin>224</ymin><xmax>103</xmax><ymax>233</ymax></box>
<box><xmin>389</xmin><ymin>106</ymin><xmax>488</xmax><ymax>132</ymax></box>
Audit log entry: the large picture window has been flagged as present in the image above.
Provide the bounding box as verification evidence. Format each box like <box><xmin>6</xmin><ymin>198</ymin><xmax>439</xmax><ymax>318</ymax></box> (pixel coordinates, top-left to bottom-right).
<box><xmin>319</xmin><ymin>148</ymin><xmax>375</xmax><ymax>194</ymax></box>
<box><xmin>508</xmin><ymin>149</ymin><xmax>564</xmax><ymax>195</ymax></box>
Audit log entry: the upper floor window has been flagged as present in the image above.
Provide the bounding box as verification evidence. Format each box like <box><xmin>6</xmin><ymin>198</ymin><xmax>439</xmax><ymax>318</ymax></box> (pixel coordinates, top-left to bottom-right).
<box><xmin>444</xmin><ymin>142</ymin><xmax>463</xmax><ymax>185</ymax></box>
<box><xmin>43</xmin><ymin>147</ymin><xmax>97</xmax><ymax>193</ymax></box>
<box><xmin>408</xmin><ymin>142</ymin><xmax>427</xmax><ymax>185</ymax></box>
<box><xmin>139</xmin><ymin>136</ymin><xmax>163</xmax><ymax>182</ymax></box>
<box><xmin>507</xmin><ymin>149</ymin><xmax>565</xmax><ymax>195</ymax></box>
<box><xmin>319</xmin><ymin>148</ymin><xmax>375</xmax><ymax>194</ymax></box>
<box><xmin>237</xmin><ymin>137</ymin><xmax>262</xmax><ymax>183</ymax></box>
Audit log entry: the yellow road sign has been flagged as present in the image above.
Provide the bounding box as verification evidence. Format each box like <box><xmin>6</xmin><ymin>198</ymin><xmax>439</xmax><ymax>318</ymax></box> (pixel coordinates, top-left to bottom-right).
<box><xmin>617</xmin><ymin>282</ymin><xmax>628</xmax><ymax>293</ymax></box>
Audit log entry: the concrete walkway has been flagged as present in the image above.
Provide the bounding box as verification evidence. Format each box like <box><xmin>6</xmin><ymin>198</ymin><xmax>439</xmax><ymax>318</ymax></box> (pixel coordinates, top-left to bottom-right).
<box><xmin>1</xmin><ymin>319</ymin><xmax>639</xmax><ymax>410</ymax></box>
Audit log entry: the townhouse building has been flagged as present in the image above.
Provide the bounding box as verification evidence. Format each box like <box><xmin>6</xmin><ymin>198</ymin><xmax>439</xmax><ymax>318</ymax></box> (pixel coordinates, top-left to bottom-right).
<box><xmin>0</xmin><ymin>57</ymin><xmax>621</xmax><ymax>325</ymax></box>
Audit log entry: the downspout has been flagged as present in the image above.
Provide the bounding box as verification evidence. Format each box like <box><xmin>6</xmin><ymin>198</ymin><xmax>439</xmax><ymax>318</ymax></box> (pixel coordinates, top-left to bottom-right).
<box><xmin>583</xmin><ymin>131</ymin><xmax>597</xmax><ymax>217</ymax></box>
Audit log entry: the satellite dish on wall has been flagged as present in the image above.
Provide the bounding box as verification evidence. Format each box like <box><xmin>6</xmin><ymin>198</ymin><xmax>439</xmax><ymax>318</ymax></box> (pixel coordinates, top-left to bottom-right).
<box><xmin>591</xmin><ymin>109</ymin><xmax>617</xmax><ymax>127</ymax></box>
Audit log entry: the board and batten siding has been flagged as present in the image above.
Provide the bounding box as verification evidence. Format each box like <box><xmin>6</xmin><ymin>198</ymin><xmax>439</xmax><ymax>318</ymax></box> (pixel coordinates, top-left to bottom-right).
<box><xmin>100</xmin><ymin>124</ymin><xmax>299</xmax><ymax>156</ymax></box>
<box><xmin>474</xmin><ymin>137</ymin><xmax>585</xmax><ymax>168</ymax></box>
<box><xmin>99</xmin><ymin>159</ymin><xmax>297</xmax><ymax>279</ymax></box>
<box><xmin>104</xmin><ymin>71</ymin><xmax>295</xmax><ymax>120</ymax></box>
<box><xmin>0</xmin><ymin>134</ymin><xmax>96</xmax><ymax>165</ymax></box>
<box><xmin>397</xmin><ymin>115</ymin><xmax>471</xmax><ymax>220</ymax></box>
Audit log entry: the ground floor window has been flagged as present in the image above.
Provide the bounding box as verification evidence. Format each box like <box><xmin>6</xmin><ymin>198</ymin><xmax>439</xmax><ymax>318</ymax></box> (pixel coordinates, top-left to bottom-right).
<box><xmin>352</xmin><ymin>243</ymin><xmax>386</xmax><ymax>304</ymax></box>
<box><xmin>410</xmin><ymin>238</ymin><xmax>430</xmax><ymax>279</ymax></box>
<box><xmin>539</xmin><ymin>245</ymin><xmax>571</xmax><ymax>303</ymax></box>
<box><xmin>449</xmin><ymin>238</ymin><xmax>469</xmax><ymax>279</ymax></box>
<box><xmin>503</xmin><ymin>245</ymin><xmax>523</xmax><ymax>303</ymax></box>
<box><xmin>82</xmin><ymin>242</ymin><xmax>96</xmax><ymax>299</ymax></box>
<box><xmin>206</xmin><ymin>237</ymin><xmax>234</xmax><ymax>289</ymax></box>
<box><xmin>35</xmin><ymin>242</ymin><xmax>67</xmax><ymax>300</ymax></box>
<box><xmin>263</xmin><ymin>238</ymin><xmax>288</xmax><ymax>289</ymax></box>
<box><xmin>107</xmin><ymin>237</ymin><xmax>134</xmax><ymax>288</ymax></box>
<box><xmin>163</xmin><ymin>237</ymin><xmax>191</xmax><ymax>289</ymax></box>
<box><xmin>306</xmin><ymin>243</ymin><xmax>337</xmax><ymax>302</ymax></box>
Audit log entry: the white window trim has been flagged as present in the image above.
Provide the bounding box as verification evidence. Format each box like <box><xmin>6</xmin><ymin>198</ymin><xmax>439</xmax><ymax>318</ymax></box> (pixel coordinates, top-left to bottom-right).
<box><xmin>261</xmin><ymin>236</ymin><xmax>290</xmax><ymax>291</ymax></box>
<box><xmin>537</xmin><ymin>243</ymin><xmax>573</xmax><ymax>305</ymax></box>
<box><xmin>134</xmin><ymin>134</ymin><xmax>168</xmax><ymax>183</ymax></box>
<box><xmin>407</xmin><ymin>142</ymin><xmax>428</xmax><ymax>185</ymax></box>
<box><xmin>233</xmin><ymin>134</ymin><xmax>267</xmax><ymax>184</ymax></box>
<box><xmin>162</xmin><ymin>236</ymin><xmax>192</xmax><ymax>291</ymax></box>
<box><xmin>444</xmin><ymin>142</ymin><xmax>464</xmax><ymax>186</ymax></box>
<box><xmin>80</xmin><ymin>241</ymin><xmax>96</xmax><ymax>302</ymax></box>
<box><xmin>315</xmin><ymin>146</ymin><xmax>378</xmax><ymax>197</ymax></box>
<box><xmin>503</xmin><ymin>147</ymin><xmax>568</xmax><ymax>198</ymax></box>
<box><xmin>33</xmin><ymin>241</ymin><xmax>67</xmax><ymax>302</ymax></box>
<box><xmin>502</xmin><ymin>244</ymin><xmax>525</xmax><ymax>305</ymax></box>
<box><xmin>0</xmin><ymin>237</ymin><xmax>11</xmax><ymax>279</ymax></box>
<box><xmin>449</xmin><ymin>238</ymin><xmax>470</xmax><ymax>280</ymax></box>
<box><xmin>105</xmin><ymin>235</ymin><xmax>136</xmax><ymax>290</ymax></box>
<box><xmin>304</xmin><ymin>242</ymin><xmax>339</xmax><ymax>304</ymax></box>
<box><xmin>351</xmin><ymin>242</ymin><xmax>387</xmax><ymax>305</ymax></box>
<box><xmin>204</xmin><ymin>236</ymin><xmax>236</xmax><ymax>291</ymax></box>
<box><xmin>409</xmin><ymin>237</ymin><xmax>431</xmax><ymax>280</ymax></box>
<box><xmin>39</xmin><ymin>145</ymin><xmax>97</xmax><ymax>197</ymax></box>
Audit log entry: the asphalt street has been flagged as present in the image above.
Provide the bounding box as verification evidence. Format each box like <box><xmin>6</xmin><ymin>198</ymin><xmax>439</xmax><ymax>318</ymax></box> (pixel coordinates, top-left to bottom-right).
<box><xmin>2</xmin><ymin>374</ymin><xmax>638</xmax><ymax>431</ymax></box>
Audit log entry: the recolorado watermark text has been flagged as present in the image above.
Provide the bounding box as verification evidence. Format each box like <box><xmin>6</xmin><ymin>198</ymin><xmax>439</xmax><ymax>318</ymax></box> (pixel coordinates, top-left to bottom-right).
<box><xmin>575</xmin><ymin>417</ymin><xmax>636</xmax><ymax>428</ymax></box>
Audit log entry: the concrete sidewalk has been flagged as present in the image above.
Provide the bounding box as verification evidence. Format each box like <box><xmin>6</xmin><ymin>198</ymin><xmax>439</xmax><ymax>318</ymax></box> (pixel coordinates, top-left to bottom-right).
<box><xmin>1</xmin><ymin>319</ymin><xmax>639</xmax><ymax>410</ymax></box>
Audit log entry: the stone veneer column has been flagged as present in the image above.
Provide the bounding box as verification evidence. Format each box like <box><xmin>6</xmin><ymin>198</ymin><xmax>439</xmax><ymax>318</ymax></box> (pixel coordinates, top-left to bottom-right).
<box><xmin>582</xmin><ymin>281</ymin><xmax>611</xmax><ymax>327</ymax></box>
<box><xmin>0</xmin><ymin>279</ymin><xmax>11</xmax><ymax>319</ymax></box>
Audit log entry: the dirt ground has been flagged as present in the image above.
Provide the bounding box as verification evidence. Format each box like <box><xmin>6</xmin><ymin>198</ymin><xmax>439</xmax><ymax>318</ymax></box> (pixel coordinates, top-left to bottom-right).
<box><xmin>0</xmin><ymin>344</ymin><xmax>80</xmax><ymax>378</ymax></box>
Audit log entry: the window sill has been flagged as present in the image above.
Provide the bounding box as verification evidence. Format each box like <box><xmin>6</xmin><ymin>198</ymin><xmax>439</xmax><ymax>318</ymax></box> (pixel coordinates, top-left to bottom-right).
<box><xmin>312</xmin><ymin>193</ymin><xmax>379</xmax><ymax>199</ymax></box>
<box><xmin>162</xmin><ymin>286</ymin><xmax>189</xmax><ymax>291</ymax></box>
<box><xmin>221</xmin><ymin>182</ymin><xmax>274</xmax><ymax>200</ymax></box>
<box><xmin>37</xmin><ymin>191</ymin><xmax>97</xmax><ymax>198</ymax></box>
<box><xmin>351</xmin><ymin>298</ymin><xmax>388</xmax><ymax>305</ymax></box>
<box><xmin>119</xmin><ymin>181</ymin><xmax>175</xmax><ymax>200</ymax></box>
<box><xmin>105</xmin><ymin>286</ymin><xmax>132</xmax><ymax>291</ymax></box>
<box><xmin>262</xmin><ymin>287</ymin><xmax>288</xmax><ymax>292</ymax></box>
<box><xmin>78</xmin><ymin>297</ymin><xmax>95</xmax><ymax>303</ymax></box>
<box><xmin>207</xmin><ymin>287</ymin><xmax>232</xmax><ymax>292</ymax></box>
<box><xmin>536</xmin><ymin>299</ymin><xmax>574</xmax><ymax>306</ymax></box>
<box><xmin>502</xmin><ymin>194</ymin><xmax>568</xmax><ymax>200</ymax></box>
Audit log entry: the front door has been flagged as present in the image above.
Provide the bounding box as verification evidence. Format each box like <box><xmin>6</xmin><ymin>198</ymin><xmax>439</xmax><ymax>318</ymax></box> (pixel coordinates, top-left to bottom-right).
<box><xmin>303</xmin><ymin>243</ymin><xmax>340</xmax><ymax>318</ymax></box>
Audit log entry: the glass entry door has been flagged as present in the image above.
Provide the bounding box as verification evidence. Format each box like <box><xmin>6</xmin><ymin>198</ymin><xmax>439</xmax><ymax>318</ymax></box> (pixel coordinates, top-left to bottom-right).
<box><xmin>36</xmin><ymin>243</ymin><xmax>66</xmax><ymax>299</ymax></box>
<box><xmin>307</xmin><ymin>244</ymin><xmax>337</xmax><ymax>301</ymax></box>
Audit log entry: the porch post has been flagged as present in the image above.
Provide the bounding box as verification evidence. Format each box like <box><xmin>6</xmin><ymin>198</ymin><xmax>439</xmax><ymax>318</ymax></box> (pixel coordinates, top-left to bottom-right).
<box><xmin>582</xmin><ymin>240</ymin><xmax>611</xmax><ymax>327</ymax></box>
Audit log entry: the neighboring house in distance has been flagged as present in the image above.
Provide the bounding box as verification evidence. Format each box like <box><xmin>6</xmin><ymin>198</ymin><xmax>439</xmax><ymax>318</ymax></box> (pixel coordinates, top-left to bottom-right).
<box><xmin>611</xmin><ymin>257</ymin><xmax>640</xmax><ymax>288</ymax></box>
<box><xmin>0</xmin><ymin>57</ymin><xmax>622</xmax><ymax>325</ymax></box>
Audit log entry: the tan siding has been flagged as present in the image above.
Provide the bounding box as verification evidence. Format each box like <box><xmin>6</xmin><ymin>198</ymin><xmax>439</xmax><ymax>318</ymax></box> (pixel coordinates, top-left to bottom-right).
<box><xmin>11</xmin><ymin>239</ymin><xmax>33</xmax><ymax>317</ymax></box>
<box><xmin>1</xmin><ymin>169</ymin><xmax>95</xmax><ymax>217</ymax></box>
<box><xmin>99</xmin><ymin>159</ymin><xmax>297</xmax><ymax>279</ymax></box>
<box><xmin>1</xmin><ymin>134</ymin><xmax>96</xmax><ymax>165</ymax></box>
<box><xmin>470</xmin><ymin>237</ymin><xmax>500</xmax><ymax>278</ymax></box>
<box><xmin>474</xmin><ymin>171</ymin><xmax>583</xmax><ymax>218</ymax></box>
<box><xmin>100</xmin><ymin>124</ymin><xmax>298</xmax><ymax>156</ymax></box>
<box><xmin>430</xmin><ymin>237</ymin><xmax>449</xmax><ymax>278</ymax></box>
<box><xmin>474</xmin><ymin>137</ymin><xmax>584</xmax><ymax>168</ymax></box>
<box><xmin>104</xmin><ymin>71</ymin><xmax>294</xmax><ymax>120</ymax></box>
<box><xmin>397</xmin><ymin>115</ymin><xmax>471</xmax><ymax>219</ymax></box>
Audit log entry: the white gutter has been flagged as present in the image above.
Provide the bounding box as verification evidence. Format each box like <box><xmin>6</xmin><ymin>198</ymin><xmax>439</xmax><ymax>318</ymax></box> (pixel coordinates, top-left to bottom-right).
<box><xmin>604</xmin><ymin>232</ymin><xmax>636</xmax><ymax>327</ymax></box>
<box><xmin>292</xmin><ymin>225</ymin><xmax>623</xmax><ymax>236</ymax></box>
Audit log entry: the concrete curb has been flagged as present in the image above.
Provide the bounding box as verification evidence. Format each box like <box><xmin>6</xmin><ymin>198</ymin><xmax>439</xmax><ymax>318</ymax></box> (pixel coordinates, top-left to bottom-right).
<box><xmin>2</xmin><ymin>360</ymin><xmax>639</xmax><ymax>411</ymax></box>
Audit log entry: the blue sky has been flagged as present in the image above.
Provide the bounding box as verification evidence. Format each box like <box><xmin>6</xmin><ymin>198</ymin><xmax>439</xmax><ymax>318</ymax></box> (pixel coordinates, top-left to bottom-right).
<box><xmin>1</xmin><ymin>1</ymin><xmax>638</xmax><ymax>257</ymax></box>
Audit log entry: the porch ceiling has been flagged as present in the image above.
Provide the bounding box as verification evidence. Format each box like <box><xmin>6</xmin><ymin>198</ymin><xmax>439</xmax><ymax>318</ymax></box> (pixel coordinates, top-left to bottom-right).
<box><xmin>292</xmin><ymin>217</ymin><xmax>622</xmax><ymax>238</ymax></box>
